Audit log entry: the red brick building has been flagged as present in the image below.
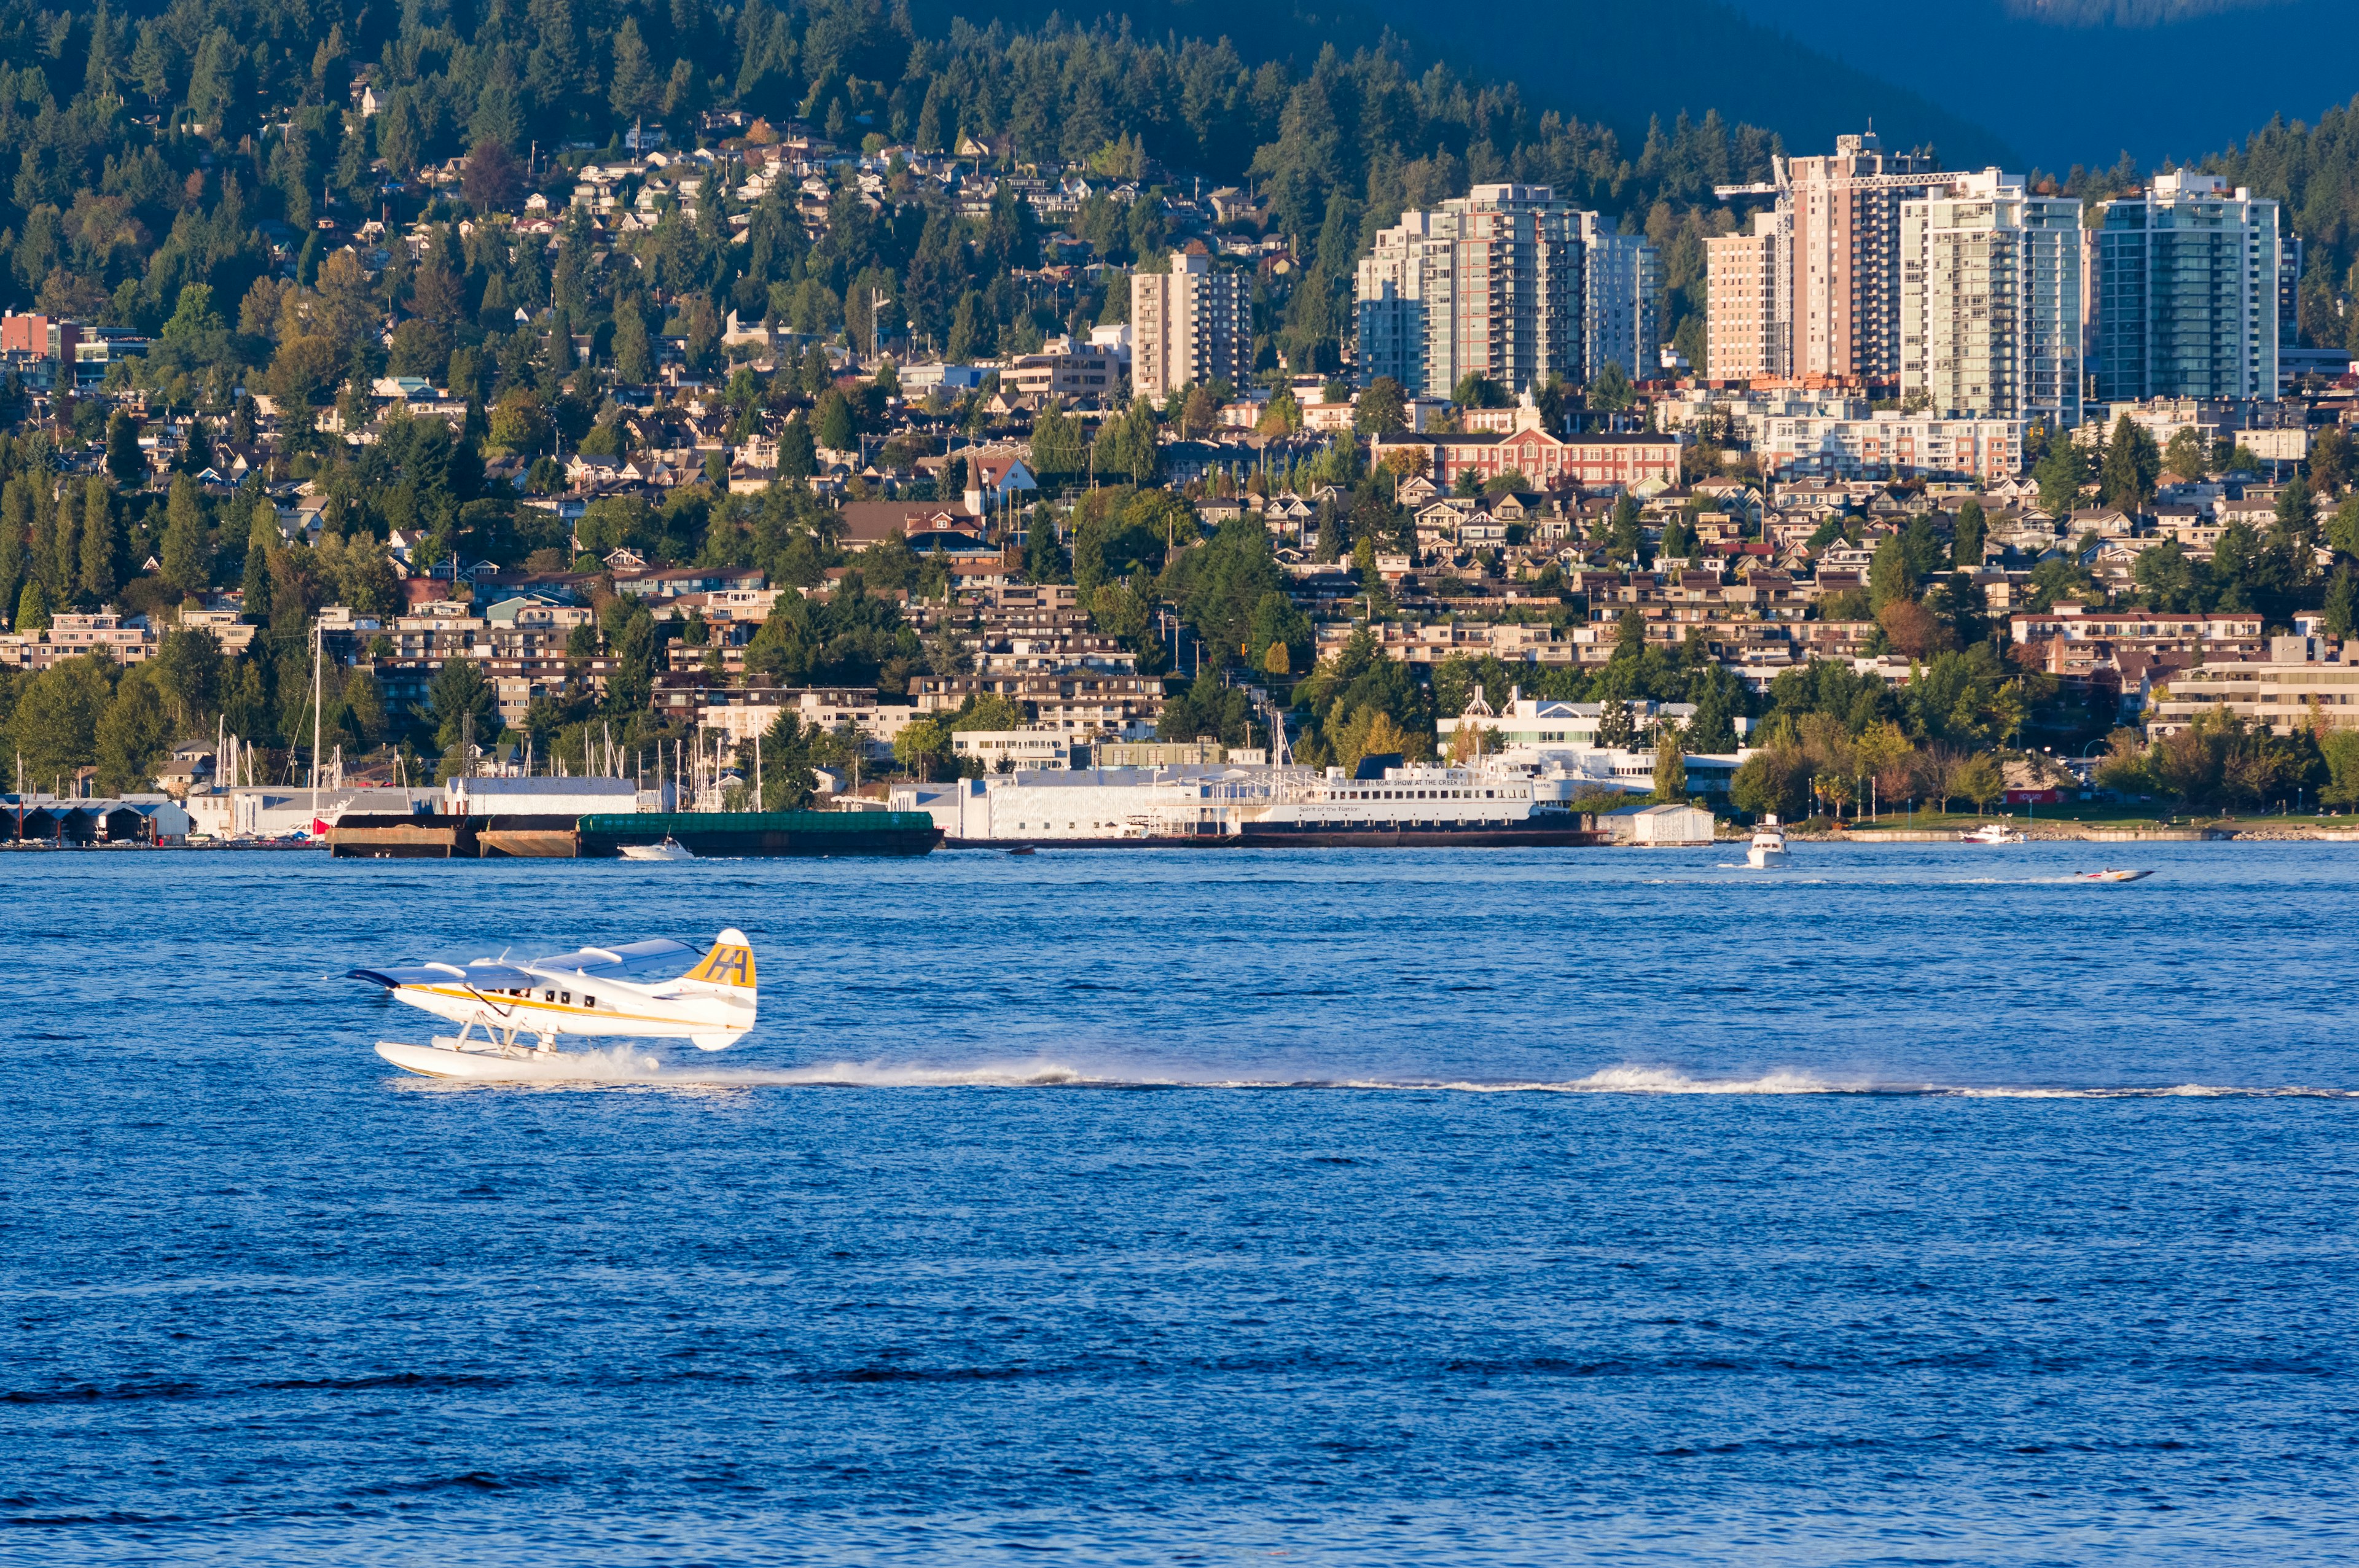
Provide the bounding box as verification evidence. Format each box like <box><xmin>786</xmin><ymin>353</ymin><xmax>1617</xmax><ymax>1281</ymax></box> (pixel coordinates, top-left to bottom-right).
<box><xmin>1378</xmin><ymin>429</ymin><xmax>1681</xmax><ymax>491</ymax></box>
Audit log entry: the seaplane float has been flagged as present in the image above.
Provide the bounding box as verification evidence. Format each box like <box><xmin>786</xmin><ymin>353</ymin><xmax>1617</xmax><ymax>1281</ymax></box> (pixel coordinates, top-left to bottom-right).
<box><xmin>348</xmin><ymin>929</ymin><xmax>757</xmax><ymax>1082</ymax></box>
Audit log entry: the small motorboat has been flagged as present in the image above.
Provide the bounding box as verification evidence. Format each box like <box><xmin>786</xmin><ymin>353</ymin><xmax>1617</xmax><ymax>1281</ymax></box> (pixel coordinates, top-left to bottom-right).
<box><xmin>2077</xmin><ymin>868</ymin><xmax>2153</xmax><ymax>883</ymax></box>
<box><xmin>1007</xmin><ymin>845</ymin><xmax>1036</xmax><ymax>856</ymax></box>
<box><xmin>620</xmin><ymin>835</ymin><xmax>695</xmax><ymax>862</ymax></box>
<box><xmin>1960</xmin><ymin>823</ymin><xmax>2024</xmax><ymax>845</ymax></box>
<box><xmin>1747</xmin><ymin>816</ymin><xmax>1790</xmax><ymax>869</ymax></box>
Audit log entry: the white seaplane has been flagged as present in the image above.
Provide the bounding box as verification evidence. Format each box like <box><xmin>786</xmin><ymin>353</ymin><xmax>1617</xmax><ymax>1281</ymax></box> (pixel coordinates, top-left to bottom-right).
<box><xmin>350</xmin><ymin>929</ymin><xmax>758</xmax><ymax>1082</ymax></box>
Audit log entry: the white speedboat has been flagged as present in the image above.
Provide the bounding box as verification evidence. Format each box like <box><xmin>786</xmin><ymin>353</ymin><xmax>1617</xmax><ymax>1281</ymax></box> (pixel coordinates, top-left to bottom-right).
<box><xmin>619</xmin><ymin>835</ymin><xmax>694</xmax><ymax>861</ymax></box>
<box><xmin>2078</xmin><ymin>867</ymin><xmax>2152</xmax><ymax>883</ymax></box>
<box><xmin>1746</xmin><ymin>816</ymin><xmax>1789</xmax><ymax>869</ymax></box>
<box><xmin>1961</xmin><ymin>823</ymin><xmax>2024</xmax><ymax>845</ymax></box>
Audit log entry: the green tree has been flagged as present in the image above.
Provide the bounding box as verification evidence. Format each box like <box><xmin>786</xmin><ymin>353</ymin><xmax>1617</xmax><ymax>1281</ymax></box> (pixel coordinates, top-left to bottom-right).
<box><xmin>778</xmin><ymin>419</ymin><xmax>816</xmax><ymax>480</ymax></box>
<box><xmin>106</xmin><ymin>412</ymin><xmax>144</xmax><ymax>487</ymax></box>
<box><xmin>1868</xmin><ymin>534</ymin><xmax>1915</xmax><ymax>612</ymax></box>
<box><xmin>425</xmin><ymin>657</ymin><xmax>495</xmax><ymax>751</ymax></box>
<box><xmin>2277</xmin><ymin>474</ymin><xmax>2318</xmax><ymax>542</ymax></box>
<box><xmin>2099</xmin><ymin>414</ymin><xmax>2159</xmax><ymax>510</ymax></box>
<box><xmin>2325</xmin><ymin>566</ymin><xmax>2359</xmax><ymax>639</ymax></box>
<box><xmin>608</xmin><ymin>17</ymin><xmax>659</xmax><ymax>119</ymax></box>
<box><xmin>1023</xmin><ymin>505</ymin><xmax>1070</xmax><ymax>583</ymax></box>
<box><xmin>893</xmin><ymin>716</ymin><xmax>949</xmax><ymax>779</ymax></box>
<box><xmin>15</xmin><ymin>580</ymin><xmax>50</xmax><ymax>631</ymax></box>
<box><xmin>612</xmin><ymin>295</ymin><xmax>654</xmax><ymax>383</ymax></box>
<box><xmin>160</xmin><ymin>475</ymin><xmax>210</xmax><ymax>596</ymax></box>
<box><xmin>2312</xmin><ymin>424</ymin><xmax>2349</xmax><ymax>496</ymax></box>
<box><xmin>242</xmin><ymin>504</ymin><xmax>279</xmax><ymax>624</ymax></box>
<box><xmin>1651</xmin><ymin>725</ymin><xmax>1687</xmax><ymax>803</ymax></box>
<box><xmin>1452</xmin><ymin>372</ymin><xmax>1509</xmax><ymax>410</ymax></box>
<box><xmin>7</xmin><ymin>653</ymin><xmax>117</xmax><ymax>786</ymax></box>
<box><xmin>79</xmin><ymin>479</ymin><xmax>120</xmax><ymax>603</ymax></box>
<box><xmin>1729</xmin><ymin>741</ymin><xmax>1807</xmax><ymax>821</ymax></box>
<box><xmin>1605</xmin><ymin>493</ymin><xmax>1642</xmax><ymax>562</ymax></box>
<box><xmin>1954</xmin><ymin>499</ymin><xmax>1985</xmax><ymax>568</ymax></box>
<box><xmin>151</xmin><ymin>627</ymin><xmax>224</xmax><ymax>726</ymax></box>
<box><xmin>1030</xmin><ymin>402</ymin><xmax>1086</xmax><ymax>481</ymax></box>
<box><xmin>1954</xmin><ymin>752</ymin><xmax>2006</xmax><ymax>815</ymax></box>
<box><xmin>2035</xmin><ymin>440</ymin><xmax>2086</xmax><ymax>516</ymax></box>
<box><xmin>815</xmin><ymin>389</ymin><xmax>857</xmax><ymax>453</ymax></box>
<box><xmin>2162</xmin><ymin>425</ymin><xmax>2210</xmax><ymax>482</ymax></box>
<box><xmin>1355</xmin><ymin>376</ymin><xmax>1407</xmax><ymax>434</ymax></box>
<box><xmin>94</xmin><ymin>671</ymin><xmax>175</xmax><ymax>794</ymax></box>
<box><xmin>1587</xmin><ymin>359</ymin><xmax>1634</xmax><ymax>414</ymax></box>
<box><xmin>759</xmin><ymin>711</ymin><xmax>820</xmax><ymax>810</ymax></box>
<box><xmin>2132</xmin><ymin>539</ymin><xmax>2200</xmax><ymax>612</ymax></box>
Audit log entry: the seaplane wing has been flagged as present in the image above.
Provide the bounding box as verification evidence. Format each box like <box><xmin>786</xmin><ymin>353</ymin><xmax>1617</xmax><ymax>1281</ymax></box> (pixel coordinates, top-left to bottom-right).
<box><xmin>350</xmin><ymin>930</ymin><xmax>759</xmax><ymax>1058</ymax></box>
<box><xmin>523</xmin><ymin>938</ymin><xmax>702</xmax><ymax>981</ymax></box>
<box><xmin>347</xmin><ymin>958</ymin><xmax>541</xmax><ymax>991</ymax></box>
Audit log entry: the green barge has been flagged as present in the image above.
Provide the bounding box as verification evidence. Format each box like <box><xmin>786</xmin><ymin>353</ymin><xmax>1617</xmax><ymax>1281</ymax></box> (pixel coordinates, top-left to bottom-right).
<box><xmin>329</xmin><ymin>810</ymin><xmax>940</xmax><ymax>859</ymax></box>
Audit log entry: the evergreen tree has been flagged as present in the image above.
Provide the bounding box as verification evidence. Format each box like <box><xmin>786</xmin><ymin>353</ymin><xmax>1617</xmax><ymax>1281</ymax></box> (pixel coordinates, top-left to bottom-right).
<box><xmin>2100</xmin><ymin>413</ymin><xmax>2159</xmax><ymax>511</ymax></box>
<box><xmin>1868</xmin><ymin>534</ymin><xmax>1914</xmax><ymax>613</ymax></box>
<box><xmin>0</xmin><ymin>477</ymin><xmax>26</xmax><ymax>618</ymax></box>
<box><xmin>79</xmin><ymin>479</ymin><xmax>120</xmax><ymax>603</ymax></box>
<box><xmin>2312</xmin><ymin>424</ymin><xmax>2350</xmax><ymax>496</ymax></box>
<box><xmin>15</xmin><ymin>580</ymin><xmax>49</xmax><ymax>631</ymax></box>
<box><xmin>1355</xmin><ymin>376</ymin><xmax>1406</xmax><ymax>434</ymax></box>
<box><xmin>1651</xmin><ymin>724</ymin><xmax>1687</xmax><ymax>803</ymax></box>
<box><xmin>2035</xmin><ymin>441</ymin><xmax>2086</xmax><ymax>516</ymax></box>
<box><xmin>1024</xmin><ymin>504</ymin><xmax>1070</xmax><ymax>583</ymax></box>
<box><xmin>106</xmin><ymin>412</ymin><xmax>144</xmax><ymax>487</ymax></box>
<box><xmin>1605</xmin><ymin>493</ymin><xmax>1641</xmax><ymax>561</ymax></box>
<box><xmin>1595</xmin><ymin>698</ymin><xmax>1637</xmax><ymax>749</ymax></box>
<box><xmin>612</xmin><ymin>294</ymin><xmax>654</xmax><ymax>383</ymax></box>
<box><xmin>815</xmin><ymin>390</ymin><xmax>856</xmax><ymax>453</ymax></box>
<box><xmin>160</xmin><ymin>475</ymin><xmax>210</xmax><ymax>597</ymax></box>
<box><xmin>2277</xmin><ymin>474</ymin><xmax>2317</xmax><ymax>542</ymax></box>
<box><xmin>778</xmin><ymin>418</ymin><xmax>816</xmax><ymax>480</ymax></box>
<box><xmin>243</xmin><ymin>504</ymin><xmax>279</xmax><ymax>623</ymax></box>
<box><xmin>1954</xmin><ymin>498</ymin><xmax>1986</xmax><ymax>568</ymax></box>
<box><xmin>800</xmin><ymin>343</ymin><xmax>832</xmax><ymax>399</ymax></box>
<box><xmin>2326</xmin><ymin>565</ymin><xmax>2359</xmax><ymax>639</ymax></box>
<box><xmin>609</xmin><ymin>18</ymin><xmax>659</xmax><ymax>120</ymax></box>
<box><xmin>1313</xmin><ymin>504</ymin><xmax>1344</xmax><ymax>563</ymax></box>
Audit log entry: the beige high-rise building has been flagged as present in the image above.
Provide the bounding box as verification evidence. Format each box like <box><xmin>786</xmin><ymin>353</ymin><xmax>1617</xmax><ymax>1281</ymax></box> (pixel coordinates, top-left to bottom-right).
<box><xmin>1785</xmin><ymin>132</ymin><xmax>1947</xmax><ymax>387</ymax></box>
<box><xmin>1130</xmin><ymin>248</ymin><xmax>1251</xmax><ymax>403</ymax></box>
<box><xmin>1899</xmin><ymin>170</ymin><xmax>2083</xmax><ymax>426</ymax></box>
<box><xmin>1706</xmin><ymin>213</ymin><xmax>1786</xmax><ymax>380</ymax></box>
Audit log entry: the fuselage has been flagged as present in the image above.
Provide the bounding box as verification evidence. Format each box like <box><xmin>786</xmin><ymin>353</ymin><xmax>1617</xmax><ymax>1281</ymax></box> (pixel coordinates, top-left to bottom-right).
<box><xmin>389</xmin><ymin>967</ymin><xmax>753</xmax><ymax>1042</ymax></box>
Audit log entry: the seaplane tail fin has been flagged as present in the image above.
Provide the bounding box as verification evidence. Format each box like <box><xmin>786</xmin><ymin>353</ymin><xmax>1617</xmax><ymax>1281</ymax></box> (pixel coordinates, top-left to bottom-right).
<box><xmin>682</xmin><ymin>927</ymin><xmax>757</xmax><ymax>993</ymax></box>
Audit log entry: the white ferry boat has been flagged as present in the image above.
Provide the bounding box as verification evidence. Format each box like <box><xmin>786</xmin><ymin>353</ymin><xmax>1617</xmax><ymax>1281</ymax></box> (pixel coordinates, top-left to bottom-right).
<box><xmin>1230</xmin><ymin>759</ymin><xmax>1599</xmax><ymax>847</ymax></box>
<box><xmin>923</xmin><ymin>757</ymin><xmax>1606</xmax><ymax>848</ymax></box>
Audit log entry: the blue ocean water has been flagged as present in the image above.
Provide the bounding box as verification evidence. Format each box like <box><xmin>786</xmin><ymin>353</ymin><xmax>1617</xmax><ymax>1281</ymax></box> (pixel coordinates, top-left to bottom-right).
<box><xmin>4</xmin><ymin>842</ymin><xmax>2357</xmax><ymax>1565</ymax></box>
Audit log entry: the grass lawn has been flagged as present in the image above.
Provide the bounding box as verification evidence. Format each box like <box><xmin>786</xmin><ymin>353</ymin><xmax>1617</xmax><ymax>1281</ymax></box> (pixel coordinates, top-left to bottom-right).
<box><xmin>1825</xmin><ymin>802</ymin><xmax>2359</xmax><ymax>834</ymax></box>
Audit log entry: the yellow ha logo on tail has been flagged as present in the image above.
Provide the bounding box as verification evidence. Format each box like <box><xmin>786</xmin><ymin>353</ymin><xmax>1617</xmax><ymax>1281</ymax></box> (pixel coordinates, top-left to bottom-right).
<box><xmin>686</xmin><ymin>927</ymin><xmax>757</xmax><ymax>989</ymax></box>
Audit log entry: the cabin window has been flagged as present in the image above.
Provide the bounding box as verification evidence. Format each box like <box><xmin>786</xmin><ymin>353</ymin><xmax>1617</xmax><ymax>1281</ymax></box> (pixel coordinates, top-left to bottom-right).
<box><xmin>560</xmin><ymin>991</ymin><xmax>572</xmax><ymax>1004</ymax></box>
<box><xmin>544</xmin><ymin>989</ymin><xmax>557</xmax><ymax>1002</ymax></box>
<box><xmin>584</xmin><ymin>996</ymin><xmax>596</xmax><ymax>1009</ymax></box>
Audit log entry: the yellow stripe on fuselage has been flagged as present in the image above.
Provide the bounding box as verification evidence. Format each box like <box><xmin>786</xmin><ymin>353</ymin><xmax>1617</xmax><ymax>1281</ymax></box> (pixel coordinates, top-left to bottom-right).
<box><xmin>403</xmin><ymin>984</ymin><xmax>742</xmax><ymax>1030</ymax></box>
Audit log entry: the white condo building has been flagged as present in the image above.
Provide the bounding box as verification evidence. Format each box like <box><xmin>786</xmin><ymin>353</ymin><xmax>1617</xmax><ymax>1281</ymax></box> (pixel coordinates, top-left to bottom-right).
<box><xmin>1356</xmin><ymin>185</ymin><xmax>1583</xmax><ymax>399</ymax></box>
<box><xmin>1900</xmin><ymin>170</ymin><xmax>2084</xmax><ymax>427</ymax></box>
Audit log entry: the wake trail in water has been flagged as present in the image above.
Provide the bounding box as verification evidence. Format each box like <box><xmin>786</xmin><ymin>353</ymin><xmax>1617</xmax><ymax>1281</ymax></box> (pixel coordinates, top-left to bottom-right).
<box><xmin>395</xmin><ymin>1053</ymin><xmax>2359</xmax><ymax>1099</ymax></box>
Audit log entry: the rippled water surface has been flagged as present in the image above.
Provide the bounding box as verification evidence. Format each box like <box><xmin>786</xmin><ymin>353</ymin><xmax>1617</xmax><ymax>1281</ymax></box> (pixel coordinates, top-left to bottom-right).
<box><xmin>6</xmin><ymin>841</ymin><xmax>2358</xmax><ymax>1564</ymax></box>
